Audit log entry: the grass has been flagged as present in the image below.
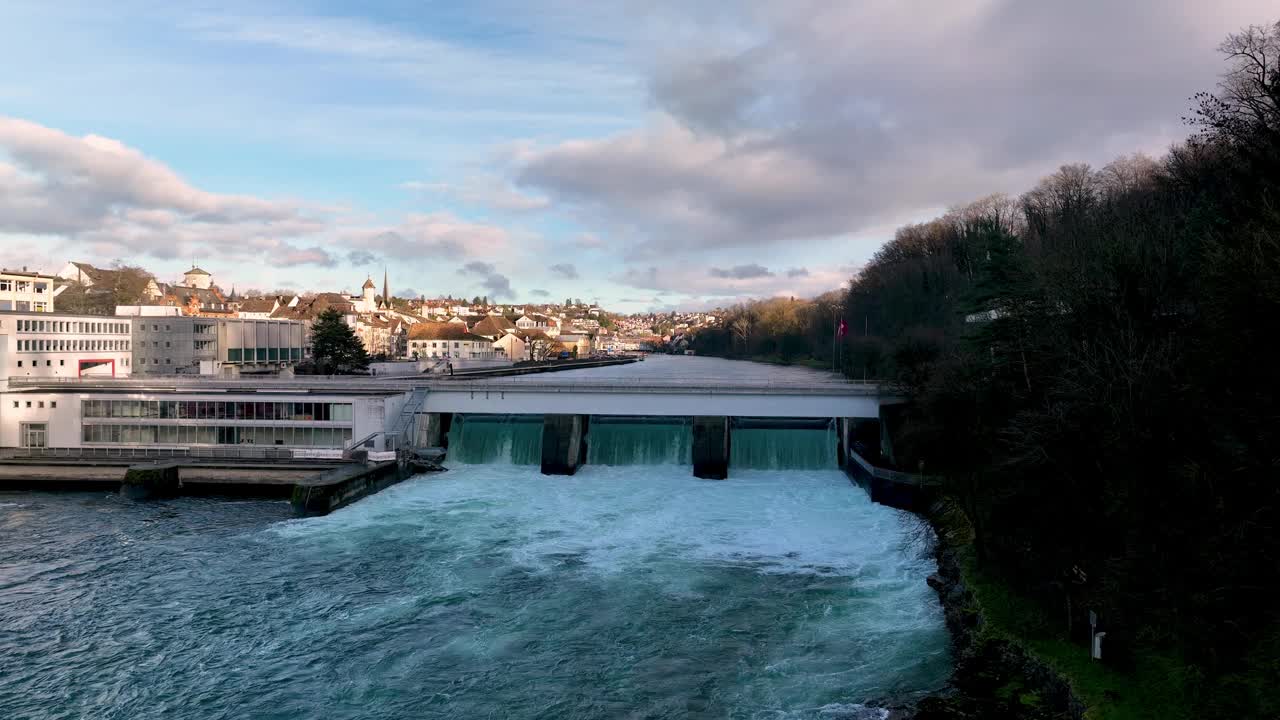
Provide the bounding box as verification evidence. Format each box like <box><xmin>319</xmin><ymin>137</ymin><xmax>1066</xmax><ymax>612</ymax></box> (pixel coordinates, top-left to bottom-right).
<box><xmin>960</xmin><ymin>556</ymin><xmax>1194</xmax><ymax>720</ymax></box>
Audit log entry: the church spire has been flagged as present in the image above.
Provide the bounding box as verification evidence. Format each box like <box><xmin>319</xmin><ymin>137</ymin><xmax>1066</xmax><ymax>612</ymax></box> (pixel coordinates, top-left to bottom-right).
<box><xmin>382</xmin><ymin>267</ymin><xmax>390</xmax><ymax>309</ymax></box>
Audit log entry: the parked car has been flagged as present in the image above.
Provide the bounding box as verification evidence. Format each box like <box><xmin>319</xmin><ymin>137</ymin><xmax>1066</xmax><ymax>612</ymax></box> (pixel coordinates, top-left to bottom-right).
<box><xmin>557</xmin><ymin>351</ymin><xmax>572</xmax><ymax>359</ymax></box>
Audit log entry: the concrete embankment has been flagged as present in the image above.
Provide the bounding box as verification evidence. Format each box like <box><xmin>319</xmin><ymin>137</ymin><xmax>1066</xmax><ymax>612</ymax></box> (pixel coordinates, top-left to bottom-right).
<box><xmin>291</xmin><ymin>461</ymin><xmax>408</xmax><ymax>517</ymax></box>
<box><xmin>440</xmin><ymin>356</ymin><xmax>639</xmax><ymax>379</ymax></box>
<box><xmin>0</xmin><ymin>460</ymin><xmax>337</xmax><ymax>497</ymax></box>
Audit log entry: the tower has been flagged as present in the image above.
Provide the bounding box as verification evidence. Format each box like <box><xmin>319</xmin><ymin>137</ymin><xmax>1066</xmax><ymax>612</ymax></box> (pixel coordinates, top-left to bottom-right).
<box><xmin>382</xmin><ymin>267</ymin><xmax>390</xmax><ymax>310</ymax></box>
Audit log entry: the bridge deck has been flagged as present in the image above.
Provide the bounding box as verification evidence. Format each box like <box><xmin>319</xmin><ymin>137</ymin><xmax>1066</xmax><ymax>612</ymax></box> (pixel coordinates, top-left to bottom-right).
<box><xmin>421</xmin><ymin>380</ymin><xmax>888</xmax><ymax>418</ymax></box>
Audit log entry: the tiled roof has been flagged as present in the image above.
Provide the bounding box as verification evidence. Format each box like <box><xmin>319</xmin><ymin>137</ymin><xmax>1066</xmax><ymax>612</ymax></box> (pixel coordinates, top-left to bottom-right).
<box><xmin>237</xmin><ymin>298</ymin><xmax>276</xmax><ymax>313</ymax></box>
<box><xmin>469</xmin><ymin>316</ymin><xmax>516</xmax><ymax>336</ymax></box>
<box><xmin>407</xmin><ymin>322</ymin><xmax>491</xmax><ymax>342</ymax></box>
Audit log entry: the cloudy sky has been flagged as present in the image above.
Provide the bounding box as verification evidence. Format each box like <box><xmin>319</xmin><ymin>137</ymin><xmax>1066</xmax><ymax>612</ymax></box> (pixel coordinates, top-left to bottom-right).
<box><xmin>0</xmin><ymin>1</ymin><xmax>1272</xmax><ymax>310</ymax></box>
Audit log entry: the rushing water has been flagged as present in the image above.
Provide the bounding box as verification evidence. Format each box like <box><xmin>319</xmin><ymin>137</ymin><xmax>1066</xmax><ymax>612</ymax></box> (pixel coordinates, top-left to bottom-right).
<box><xmin>0</xmin><ymin>357</ymin><xmax>950</xmax><ymax>719</ymax></box>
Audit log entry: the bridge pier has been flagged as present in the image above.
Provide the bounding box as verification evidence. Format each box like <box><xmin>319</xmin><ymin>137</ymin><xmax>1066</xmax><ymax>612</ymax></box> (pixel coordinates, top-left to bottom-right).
<box><xmin>541</xmin><ymin>414</ymin><xmax>589</xmax><ymax>475</ymax></box>
<box><xmin>416</xmin><ymin>412</ymin><xmax>452</xmax><ymax>449</ymax></box>
<box><xmin>835</xmin><ymin>417</ymin><xmax>851</xmax><ymax>468</ymax></box>
<box><xmin>692</xmin><ymin>416</ymin><xmax>730</xmax><ymax>480</ymax></box>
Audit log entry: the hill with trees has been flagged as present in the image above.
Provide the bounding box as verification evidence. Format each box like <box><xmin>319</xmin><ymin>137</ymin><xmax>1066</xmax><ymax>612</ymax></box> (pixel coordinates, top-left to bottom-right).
<box><xmin>690</xmin><ymin>21</ymin><xmax>1280</xmax><ymax>718</ymax></box>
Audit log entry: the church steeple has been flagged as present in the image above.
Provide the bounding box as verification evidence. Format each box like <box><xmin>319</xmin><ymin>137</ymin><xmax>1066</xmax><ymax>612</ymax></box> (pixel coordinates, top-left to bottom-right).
<box><xmin>382</xmin><ymin>267</ymin><xmax>390</xmax><ymax>309</ymax></box>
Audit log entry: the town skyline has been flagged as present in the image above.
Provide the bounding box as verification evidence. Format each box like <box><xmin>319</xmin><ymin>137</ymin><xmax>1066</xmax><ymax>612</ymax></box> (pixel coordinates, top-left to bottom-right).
<box><xmin>1</xmin><ymin>1</ymin><xmax>1272</xmax><ymax>311</ymax></box>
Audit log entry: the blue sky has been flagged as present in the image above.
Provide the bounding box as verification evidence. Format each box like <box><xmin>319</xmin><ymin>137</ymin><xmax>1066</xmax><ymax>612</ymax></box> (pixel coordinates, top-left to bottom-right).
<box><xmin>0</xmin><ymin>1</ymin><xmax>1272</xmax><ymax>310</ymax></box>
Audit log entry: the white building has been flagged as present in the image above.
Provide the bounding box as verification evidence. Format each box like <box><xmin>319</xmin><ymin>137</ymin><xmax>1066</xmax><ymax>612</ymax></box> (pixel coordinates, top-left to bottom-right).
<box><xmin>407</xmin><ymin>323</ymin><xmax>496</xmax><ymax>359</ymax></box>
<box><xmin>0</xmin><ymin>311</ymin><xmax>133</xmax><ymax>380</ymax></box>
<box><xmin>0</xmin><ymin>270</ymin><xmax>59</xmax><ymax>313</ymax></box>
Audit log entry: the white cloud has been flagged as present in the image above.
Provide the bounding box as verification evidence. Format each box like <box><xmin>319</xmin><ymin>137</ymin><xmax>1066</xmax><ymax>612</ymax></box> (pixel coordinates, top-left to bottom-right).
<box><xmin>514</xmin><ymin>1</ymin><xmax>1278</xmax><ymax>258</ymax></box>
<box><xmin>403</xmin><ymin>176</ymin><xmax>550</xmax><ymax>212</ymax></box>
<box><xmin>0</xmin><ymin>116</ymin><xmax>517</xmax><ymax>271</ymax></box>
<box><xmin>615</xmin><ymin>261</ymin><xmax>855</xmax><ymax>300</ymax></box>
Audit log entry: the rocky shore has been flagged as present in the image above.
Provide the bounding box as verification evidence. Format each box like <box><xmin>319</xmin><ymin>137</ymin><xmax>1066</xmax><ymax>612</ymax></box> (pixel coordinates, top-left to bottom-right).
<box><xmin>888</xmin><ymin>501</ymin><xmax>1087</xmax><ymax>720</ymax></box>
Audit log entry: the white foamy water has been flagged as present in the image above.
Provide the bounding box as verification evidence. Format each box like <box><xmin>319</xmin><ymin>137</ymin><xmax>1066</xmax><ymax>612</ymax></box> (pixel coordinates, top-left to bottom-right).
<box><xmin>271</xmin><ymin>463</ymin><xmax>950</xmax><ymax>716</ymax></box>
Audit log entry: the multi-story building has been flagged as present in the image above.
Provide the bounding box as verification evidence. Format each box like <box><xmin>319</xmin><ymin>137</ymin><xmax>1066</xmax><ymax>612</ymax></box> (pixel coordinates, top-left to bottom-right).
<box><xmin>407</xmin><ymin>323</ymin><xmax>496</xmax><ymax>360</ymax></box>
<box><xmin>1</xmin><ymin>384</ymin><xmax>406</xmax><ymax>451</ymax></box>
<box><xmin>0</xmin><ymin>270</ymin><xmax>59</xmax><ymax>313</ymax></box>
<box><xmin>132</xmin><ymin>317</ymin><xmax>306</xmax><ymax>376</ymax></box>
<box><xmin>0</xmin><ymin>310</ymin><xmax>133</xmax><ymax>379</ymax></box>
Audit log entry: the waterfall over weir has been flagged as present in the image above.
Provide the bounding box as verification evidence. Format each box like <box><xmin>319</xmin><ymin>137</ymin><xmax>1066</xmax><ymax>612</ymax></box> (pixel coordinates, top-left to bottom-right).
<box><xmin>445</xmin><ymin>414</ymin><xmax>542</xmax><ymax>465</ymax></box>
<box><xmin>731</xmin><ymin>419</ymin><xmax>839</xmax><ymax>471</ymax></box>
<box><xmin>587</xmin><ymin>417</ymin><xmax>691</xmax><ymax>466</ymax></box>
<box><xmin>445</xmin><ymin>413</ymin><xmax>839</xmax><ymax>471</ymax></box>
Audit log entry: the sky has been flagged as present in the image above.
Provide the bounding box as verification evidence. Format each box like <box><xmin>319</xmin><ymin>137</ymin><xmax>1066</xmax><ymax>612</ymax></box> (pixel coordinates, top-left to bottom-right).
<box><xmin>0</xmin><ymin>1</ymin><xmax>1274</xmax><ymax>312</ymax></box>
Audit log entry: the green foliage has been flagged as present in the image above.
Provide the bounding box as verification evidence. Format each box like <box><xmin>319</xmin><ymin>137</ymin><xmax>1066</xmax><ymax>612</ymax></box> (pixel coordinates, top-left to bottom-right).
<box><xmin>690</xmin><ymin>293</ymin><xmax>846</xmax><ymax>368</ymax></box>
<box><xmin>309</xmin><ymin>308</ymin><xmax>370</xmax><ymax>374</ymax></box>
<box><xmin>714</xmin><ymin>21</ymin><xmax>1280</xmax><ymax>719</ymax></box>
<box><xmin>868</xmin><ymin>22</ymin><xmax>1278</xmax><ymax>718</ymax></box>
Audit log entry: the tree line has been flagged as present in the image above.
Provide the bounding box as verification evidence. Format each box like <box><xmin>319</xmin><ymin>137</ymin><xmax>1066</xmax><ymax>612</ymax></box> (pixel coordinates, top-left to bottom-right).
<box><xmin>693</xmin><ymin>21</ymin><xmax>1279</xmax><ymax>717</ymax></box>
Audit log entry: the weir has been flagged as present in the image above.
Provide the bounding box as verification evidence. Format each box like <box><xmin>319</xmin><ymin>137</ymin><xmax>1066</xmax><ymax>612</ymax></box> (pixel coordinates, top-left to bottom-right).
<box><xmin>439</xmin><ymin>412</ymin><xmax>850</xmax><ymax>478</ymax></box>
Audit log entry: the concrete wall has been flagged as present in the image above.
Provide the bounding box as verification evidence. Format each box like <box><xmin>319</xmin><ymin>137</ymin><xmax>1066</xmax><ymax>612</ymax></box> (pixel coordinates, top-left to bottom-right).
<box><xmin>423</xmin><ymin>387</ymin><xmax>884</xmax><ymax>418</ymax></box>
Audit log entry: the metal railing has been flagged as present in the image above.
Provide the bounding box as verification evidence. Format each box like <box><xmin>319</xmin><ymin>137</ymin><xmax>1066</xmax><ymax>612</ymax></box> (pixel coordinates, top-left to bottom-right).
<box><xmin>425</xmin><ymin>379</ymin><xmax>885</xmax><ymax>395</ymax></box>
<box><xmin>0</xmin><ymin>446</ymin><xmax>312</xmax><ymax>462</ymax></box>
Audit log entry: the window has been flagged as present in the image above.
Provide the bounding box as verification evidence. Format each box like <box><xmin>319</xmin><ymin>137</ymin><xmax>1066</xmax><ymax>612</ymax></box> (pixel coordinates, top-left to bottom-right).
<box><xmin>25</xmin><ymin>401</ymin><xmax>31</xmax><ymax>408</ymax></box>
<box><xmin>50</xmin><ymin>402</ymin><xmax>56</xmax><ymax>409</ymax></box>
<box><xmin>38</xmin><ymin>401</ymin><xmax>44</xmax><ymax>408</ymax></box>
<box><xmin>16</xmin><ymin>361</ymin><xmax>21</xmax><ymax>368</ymax></box>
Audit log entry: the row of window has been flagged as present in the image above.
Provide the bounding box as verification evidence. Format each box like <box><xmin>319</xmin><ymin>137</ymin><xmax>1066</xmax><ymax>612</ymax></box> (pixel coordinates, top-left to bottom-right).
<box><xmin>0</xmin><ymin>280</ymin><xmax>49</xmax><ymax>293</ymax></box>
<box><xmin>15</xmin><ymin>319</ymin><xmax>128</xmax><ymax>334</ymax></box>
<box><xmin>11</xmin><ymin>400</ymin><xmax>57</xmax><ymax>409</ymax></box>
<box><xmin>82</xmin><ymin>400</ymin><xmax>355</xmax><ymax>422</ymax></box>
<box><xmin>14</xmin><ymin>339</ymin><xmax>130</xmax><ymax>352</ymax></box>
<box><xmin>226</xmin><ymin>348</ymin><xmax>303</xmax><ymax>363</ymax></box>
<box><xmin>0</xmin><ymin>301</ymin><xmax>49</xmax><ymax>312</ymax></box>
<box><xmin>13</xmin><ymin>358</ymin><xmax>129</xmax><ymax>368</ymax></box>
<box><xmin>81</xmin><ymin>424</ymin><xmax>353</xmax><ymax>447</ymax></box>
<box><xmin>409</xmin><ymin>341</ymin><xmax>471</xmax><ymax>348</ymax></box>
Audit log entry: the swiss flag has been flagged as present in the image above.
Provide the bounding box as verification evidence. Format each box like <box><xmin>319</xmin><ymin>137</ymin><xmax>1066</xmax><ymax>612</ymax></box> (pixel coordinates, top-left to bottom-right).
<box><xmin>838</xmin><ymin>318</ymin><xmax>848</xmax><ymax>337</ymax></box>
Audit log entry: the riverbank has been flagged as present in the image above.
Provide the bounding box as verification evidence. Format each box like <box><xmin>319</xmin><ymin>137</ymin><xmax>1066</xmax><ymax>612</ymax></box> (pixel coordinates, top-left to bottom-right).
<box><xmin>896</xmin><ymin>495</ymin><xmax>1196</xmax><ymax>720</ymax></box>
<box><xmin>891</xmin><ymin>499</ymin><xmax>1085</xmax><ymax>720</ymax></box>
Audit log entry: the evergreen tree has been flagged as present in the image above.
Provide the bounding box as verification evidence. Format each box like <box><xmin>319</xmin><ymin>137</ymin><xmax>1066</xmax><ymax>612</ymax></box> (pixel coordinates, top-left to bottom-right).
<box><xmin>309</xmin><ymin>308</ymin><xmax>370</xmax><ymax>374</ymax></box>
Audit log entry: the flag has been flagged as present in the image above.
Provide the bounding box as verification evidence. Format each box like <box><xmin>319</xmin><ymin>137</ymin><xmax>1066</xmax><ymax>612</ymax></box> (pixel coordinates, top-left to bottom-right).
<box><xmin>837</xmin><ymin>318</ymin><xmax>848</xmax><ymax>337</ymax></box>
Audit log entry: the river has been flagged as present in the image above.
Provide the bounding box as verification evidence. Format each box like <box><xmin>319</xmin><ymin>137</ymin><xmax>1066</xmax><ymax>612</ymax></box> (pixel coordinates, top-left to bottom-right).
<box><xmin>0</xmin><ymin>356</ymin><xmax>949</xmax><ymax>719</ymax></box>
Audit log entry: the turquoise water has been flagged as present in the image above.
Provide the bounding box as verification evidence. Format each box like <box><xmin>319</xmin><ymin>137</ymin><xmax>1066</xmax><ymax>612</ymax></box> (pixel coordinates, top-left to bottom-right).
<box><xmin>587</xmin><ymin>417</ymin><xmax>692</xmax><ymax>466</ymax></box>
<box><xmin>0</xmin><ymin>468</ymin><xmax>949</xmax><ymax>719</ymax></box>
<box><xmin>445</xmin><ymin>414</ymin><xmax>542</xmax><ymax>465</ymax></box>
<box><xmin>731</xmin><ymin>427</ymin><xmax>839</xmax><ymax>471</ymax></box>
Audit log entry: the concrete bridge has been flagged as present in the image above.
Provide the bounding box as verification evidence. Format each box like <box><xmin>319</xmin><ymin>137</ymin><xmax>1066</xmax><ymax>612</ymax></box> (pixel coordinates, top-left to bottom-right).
<box><xmin>407</xmin><ymin>378</ymin><xmax>898</xmax><ymax>481</ymax></box>
<box><xmin>417</xmin><ymin>379</ymin><xmax>888</xmax><ymax>418</ymax></box>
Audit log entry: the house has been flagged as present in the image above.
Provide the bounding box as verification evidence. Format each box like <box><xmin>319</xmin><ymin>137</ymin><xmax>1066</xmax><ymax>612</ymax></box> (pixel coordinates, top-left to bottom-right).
<box><xmin>0</xmin><ymin>269</ymin><xmax>60</xmax><ymax>313</ymax></box>
<box><xmin>557</xmin><ymin>332</ymin><xmax>596</xmax><ymax>357</ymax></box>
<box><xmin>493</xmin><ymin>332</ymin><xmax>526</xmax><ymax>360</ymax></box>
<box><xmin>469</xmin><ymin>315</ymin><xmax>516</xmax><ymax>340</ymax></box>
<box><xmin>496</xmin><ymin>328</ymin><xmax>556</xmax><ymax>361</ymax></box>
<box><xmin>406</xmin><ymin>323</ymin><xmax>496</xmax><ymax>359</ymax></box>
<box><xmin>57</xmin><ymin>261</ymin><xmax>165</xmax><ymax>300</ymax></box>
<box><xmin>356</xmin><ymin>314</ymin><xmax>407</xmax><ymax>358</ymax></box>
<box><xmin>515</xmin><ymin>313</ymin><xmax>560</xmax><ymax>337</ymax></box>
<box><xmin>236</xmin><ymin>297</ymin><xmax>280</xmax><ymax>320</ymax></box>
